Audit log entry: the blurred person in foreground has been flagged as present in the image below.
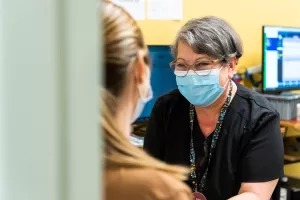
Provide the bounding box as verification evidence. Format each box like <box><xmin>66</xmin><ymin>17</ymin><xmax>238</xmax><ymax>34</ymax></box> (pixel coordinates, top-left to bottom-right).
<box><xmin>100</xmin><ymin>1</ymin><xmax>192</xmax><ymax>200</ymax></box>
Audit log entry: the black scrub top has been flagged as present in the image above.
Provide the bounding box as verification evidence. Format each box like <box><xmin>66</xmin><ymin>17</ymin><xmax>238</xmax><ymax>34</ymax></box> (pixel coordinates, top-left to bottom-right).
<box><xmin>144</xmin><ymin>82</ymin><xmax>284</xmax><ymax>200</ymax></box>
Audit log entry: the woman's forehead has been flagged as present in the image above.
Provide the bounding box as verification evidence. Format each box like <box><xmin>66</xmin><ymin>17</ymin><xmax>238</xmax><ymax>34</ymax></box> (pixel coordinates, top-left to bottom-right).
<box><xmin>177</xmin><ymin>41</ymin><xmax>212</xmax><ymax>61</ymax></box>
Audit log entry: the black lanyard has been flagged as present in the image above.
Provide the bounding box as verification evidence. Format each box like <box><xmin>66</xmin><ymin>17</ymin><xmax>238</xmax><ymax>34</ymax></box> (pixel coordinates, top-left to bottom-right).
<box><xmin>189</xmin><ymin>81</ymin><xmax>233</xmax><ymax>192</ymax></box>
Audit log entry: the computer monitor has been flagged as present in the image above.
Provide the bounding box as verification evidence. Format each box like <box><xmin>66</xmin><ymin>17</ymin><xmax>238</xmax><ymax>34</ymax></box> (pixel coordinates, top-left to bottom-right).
<box><xmin>262</xmin><ymin>26</ymin><xmax>300</xmax><ymax>93</ymax></box>
<box><xmin>136</xmin><ymin>45</ymin><xmax>177</xmax><ymax>121</ymax></box>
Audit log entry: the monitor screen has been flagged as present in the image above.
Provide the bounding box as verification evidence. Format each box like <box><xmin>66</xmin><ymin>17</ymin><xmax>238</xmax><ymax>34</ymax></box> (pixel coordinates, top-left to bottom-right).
<box><xmin>136</xmin><ymin>46</ymin><xmax>177</xmax><ymax>121</ymax></box>
<box><xmin>262</xmin><ymin>26</ymin><xmax>300</xmax><ymax>92</ymax></box>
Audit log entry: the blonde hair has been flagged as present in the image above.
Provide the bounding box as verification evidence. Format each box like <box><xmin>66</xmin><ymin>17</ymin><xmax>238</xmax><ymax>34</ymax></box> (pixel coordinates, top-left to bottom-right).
<box><xmin>101</xmin><ymin>1</ymin><xmax>189</xmax><ymax>181</ymax></box>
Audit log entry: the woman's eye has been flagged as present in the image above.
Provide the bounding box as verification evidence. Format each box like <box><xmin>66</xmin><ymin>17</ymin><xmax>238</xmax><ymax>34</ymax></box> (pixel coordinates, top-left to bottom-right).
<box><xmin>176</xmin><ymin>63</ymin><xmax>186</xmax><ymax>67</ymax></box>
<box><xmin>195</xmin><ymin>63</ymin><xmax>209</xmax><ymax>67</ymax></box>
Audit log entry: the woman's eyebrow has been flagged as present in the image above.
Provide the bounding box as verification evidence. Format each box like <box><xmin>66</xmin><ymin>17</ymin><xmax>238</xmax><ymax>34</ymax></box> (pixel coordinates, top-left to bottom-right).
<box><xmin>175</xmin><ymin>56</ymin><xmax>211</xmax><ymax>62</ymax></box>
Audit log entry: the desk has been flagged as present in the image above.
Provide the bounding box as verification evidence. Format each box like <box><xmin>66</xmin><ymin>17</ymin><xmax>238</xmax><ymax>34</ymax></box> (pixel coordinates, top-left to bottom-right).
<box><xmin>284</xmin><ymin>162</ymin><xmax>300</xmax><ymax>188</ymax></box>
<box><xmin>280</xmin><ymin>120</ymin><xmax>300</xmax><ymax>162</ymax></box>
<box><xmin>281</xmin><ymin>120</ymin><xmax>300</xmax><ymax>137</ymax></box>
<box><xmin>285</xmin><ymin>162</ymin><xmax>300</xmax><ymax>179</ymax></box>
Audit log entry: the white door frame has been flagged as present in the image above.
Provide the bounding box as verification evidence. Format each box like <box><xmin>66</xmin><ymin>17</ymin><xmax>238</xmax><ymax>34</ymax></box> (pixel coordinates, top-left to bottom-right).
<box><xmin>0</xmin><ymin>0</ymin><xmax>102</xmax><ymax>200</ymax></box>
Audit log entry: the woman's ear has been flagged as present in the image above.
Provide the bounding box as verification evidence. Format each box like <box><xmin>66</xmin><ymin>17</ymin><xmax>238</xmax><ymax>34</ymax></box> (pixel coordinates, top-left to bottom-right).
<box><xmin>134</xmin><ymin>50</ymin><xmax>148</xmax><ymax>83</ymax></box>
<box><xmin>134</xmin><ymin>50</ymin><xmax>150</xmax><ymax>97</ymax></box>
<box><xmin>228</xmin><ymin>57</ymin><xmax>237</xmax><ymax>79</ymax></box>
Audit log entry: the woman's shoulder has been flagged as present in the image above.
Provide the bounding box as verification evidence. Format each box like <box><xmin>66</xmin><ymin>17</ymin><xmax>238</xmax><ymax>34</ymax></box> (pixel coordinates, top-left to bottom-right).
<box><xmin>105</xmin><ymin>168</ymin><xmax>192</xmax><ymax>200</ymax></box>
<box><xmin>232</xmin><ymin>82</ymin><xmax>278</xmax><ymax>114</ymax></box>
<box><xmin>156</xmin><ymin>89</ymin><xmax>184</xmax><ymax>104</ymax></box>
<box><xmin>154</xmin><ymin>89</ymin><xmax>189</xmax><ymax>112</ymax></box>
<box><xmin>231</xmin><ymin>82</ymin><xmax>279</xmax><ymax>127</ymax></box>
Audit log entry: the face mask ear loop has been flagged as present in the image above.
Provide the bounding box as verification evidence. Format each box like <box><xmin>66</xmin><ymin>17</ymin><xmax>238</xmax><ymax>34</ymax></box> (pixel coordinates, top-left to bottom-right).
<box><xmin>222</xmin><ymin>79</ymin><xmax>230</xmax><ymax>89</ymax></box>
<box><xmin>218</xmin><ymin>65</ymin><xmax>224</xmax><ymax>72</ymax></box>
<box><xmin>143</xmin><ymin>85</ymin><xmax>153</xmax><ymax>102</ymax></box>
<box><xmin>217</xmin><ymin>64</ymin><xmax>231</xmax><ymax>88</ymax></box>
<box><xmin>217</xmin><ymin>65</ymin><xmax>224</xmax><ymax>86</ymax></box>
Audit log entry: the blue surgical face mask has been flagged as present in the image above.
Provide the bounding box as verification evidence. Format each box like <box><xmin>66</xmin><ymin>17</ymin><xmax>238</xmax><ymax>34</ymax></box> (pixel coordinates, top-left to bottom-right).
<box><xmin>175</xmin><ymin>67</ymin><xmax>229</xmax><ymax>107</ymax></box>
<box><xmin>131</xmin><ymin>85</ymin><xmax>153</xmax><ymax>123</ymax></box>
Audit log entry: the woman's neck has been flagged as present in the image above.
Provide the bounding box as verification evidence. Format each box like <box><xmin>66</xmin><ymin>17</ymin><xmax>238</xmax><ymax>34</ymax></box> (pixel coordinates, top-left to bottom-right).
<box><xmin>115</xmin><ymin>96</ymin><xmax>135</xmax><ymax>139</ymax></box>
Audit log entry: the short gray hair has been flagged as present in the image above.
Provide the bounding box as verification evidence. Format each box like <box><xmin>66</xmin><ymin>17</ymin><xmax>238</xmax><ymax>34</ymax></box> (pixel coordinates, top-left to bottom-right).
<box><xmin>171</xmin><ymin>16</ymin><xmax>243</xmax><ymax>62</ymax></box>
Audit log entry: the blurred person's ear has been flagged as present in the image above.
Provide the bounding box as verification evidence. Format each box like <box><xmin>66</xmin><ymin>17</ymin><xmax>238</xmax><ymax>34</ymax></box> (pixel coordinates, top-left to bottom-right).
<box><xmin>135</xmin><ymin>50</ymin><xmax>151</xmax><ymax>98</ymax></box>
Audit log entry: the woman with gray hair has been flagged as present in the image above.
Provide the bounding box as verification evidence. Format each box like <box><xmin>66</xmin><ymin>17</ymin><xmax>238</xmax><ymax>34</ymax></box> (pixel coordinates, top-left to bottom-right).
<box><xmin>144</xmin><ymin>16</ymin><xmax>283</xmax><ymax>200</ymax></box>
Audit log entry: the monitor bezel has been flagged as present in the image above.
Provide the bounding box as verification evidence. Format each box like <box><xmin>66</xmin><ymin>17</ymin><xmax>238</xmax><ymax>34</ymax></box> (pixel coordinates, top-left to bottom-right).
<box><xmin>262</xmin><ymin>25</ymin><xmax>300</xmax><ymax>94</ymax></box>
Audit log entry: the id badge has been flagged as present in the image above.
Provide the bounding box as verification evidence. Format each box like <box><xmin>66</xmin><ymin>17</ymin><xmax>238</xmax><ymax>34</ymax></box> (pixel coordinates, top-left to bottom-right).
<box><xmin>193</xmin><ymin>192</ymin><xmax>207</xmax><ymax>200</ymax></box>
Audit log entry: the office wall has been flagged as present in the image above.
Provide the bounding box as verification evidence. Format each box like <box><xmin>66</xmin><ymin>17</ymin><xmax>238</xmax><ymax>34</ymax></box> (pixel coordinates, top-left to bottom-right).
<box><xmin>137</xmin><ymin>0</ymin><xmax>300</xmax><ymax>68</ymax></box>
